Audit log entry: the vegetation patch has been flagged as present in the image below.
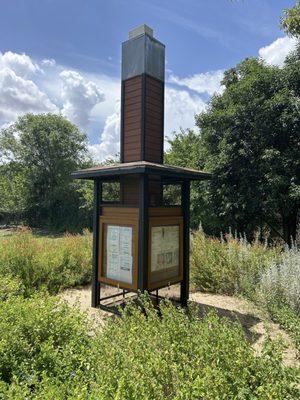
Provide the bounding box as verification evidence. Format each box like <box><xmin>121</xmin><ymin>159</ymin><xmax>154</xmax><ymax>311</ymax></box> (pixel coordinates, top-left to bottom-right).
<box><xmin>0</xmin><ymin>294</ymin><xmax>94</xmax><ymax>399</ymax></box>
<box><xmin>257</xmin><ymin>249</ymin><xmax>300</xmax><ymax>352</ymax></box>
<box><xmin>0</xmin><ymin>229</ymin><xmax>92</xmax><ymax>295</ymax></box>
<box><xmin>190</xmin><ymin>230</ymin><xmax>281</xmax><ymax>296</ymax></box>
<box><xmin>191</xmin><ymin>230</ymin><xmax>300</xmax><ymax>353</ymax></box>
<box><xmin>0</xmin><ymin>293</ymin><xmax>298</xmax><ymax>399</ymax></box>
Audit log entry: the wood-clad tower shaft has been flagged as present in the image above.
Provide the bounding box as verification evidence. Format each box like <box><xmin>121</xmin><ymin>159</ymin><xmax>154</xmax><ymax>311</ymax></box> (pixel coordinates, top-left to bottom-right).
<box><xmin>120</xmin><ymin>25</ymin><xmax>165</xmax><ymax>164</ymax></box>
<box><xmin>120</xmin><ymin>25</ymin><xmax>165</xmax><ymax>206</ymax></box>
<box><xmin>121</xmin><ymin>74</ymin><xmax>164</xmax><ymax>163</ymax></box>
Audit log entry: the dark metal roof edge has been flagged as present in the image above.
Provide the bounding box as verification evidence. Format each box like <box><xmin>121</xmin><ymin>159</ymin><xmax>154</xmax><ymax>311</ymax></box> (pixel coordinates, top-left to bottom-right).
<box><xmin>143</xmin><ymin>165</ymin><xmax>212</xmax><ymax>180</ymax></box>
<box><xmin>71</xmin><ymin>165</ymin><xmax>212</xmax><ymax>181</ymax></box>
<box><xmin>71</xmin><ymin>165</ymin><xmax>146</xmax><ymax>180</ymax></box>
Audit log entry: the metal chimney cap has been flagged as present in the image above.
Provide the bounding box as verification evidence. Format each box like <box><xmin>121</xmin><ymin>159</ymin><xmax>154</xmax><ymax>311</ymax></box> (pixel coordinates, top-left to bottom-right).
<box><xmin>129</xmin><ymin>24</ymin><xmax>153</xmax><ymax>39</ymax></box>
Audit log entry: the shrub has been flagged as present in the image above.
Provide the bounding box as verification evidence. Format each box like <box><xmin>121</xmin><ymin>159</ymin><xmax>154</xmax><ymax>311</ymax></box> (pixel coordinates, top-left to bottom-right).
<box><xmin>268</xmin><ymin>305</ymin><xmax>300</xmax><ymax>353</ymax></box>
<box><xmin>0</xmin><ymin>229</ymin><xmax>92</xmax><ymax>295</ymax></box>
<box><xmin>0</xmin><ymin>296</ymin><xmax>298</xmax><ymax>399</ymax></box>
<box><xmin>257</xmin><ymin>248</ymin><xmax>300</xmax><ymax>314</ymax></box>
<box><xmin>190</xmin><ymin>230</ymin><xmax>281</xmax><ymax>296</ymax></box>
<box><xmin>0</xmin><ymin>295</ymin><xmax>94</xmax><ymax>399</ymax></box>
<box><xmin>91</xmin><ymin>297</ymin><xmax>299</xmax><ymax>400</ymax></box>
<box><xmin>191</xmin><ymin>231</ymin><xmax>300</xmax><ymax>353</ymax></box>
<box><xmin>257</xmin><ymin>248</ymin><xmax>300</xmax><ymax>351</ymax></box>
<box><xmin>0</xmin><ymin>274</ymin><xmax>24</xmax><ymax>301</ymax></box>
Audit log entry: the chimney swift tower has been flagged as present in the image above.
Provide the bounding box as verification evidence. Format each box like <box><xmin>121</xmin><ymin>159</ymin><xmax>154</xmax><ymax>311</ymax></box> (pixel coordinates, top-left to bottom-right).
<box><xmin>120</xmin><ymin>25</ymin><xmax>165</xmax><ymax>207</ymax></box>
<box><xmin>72</xmin><ymin>25</ymin><xmax>211</xmax><ymax>312</ymax></box>
<box><xmin>121</xmin><ymin>24</ymin><xmax>164</xmax><ymax>164</ymax></box>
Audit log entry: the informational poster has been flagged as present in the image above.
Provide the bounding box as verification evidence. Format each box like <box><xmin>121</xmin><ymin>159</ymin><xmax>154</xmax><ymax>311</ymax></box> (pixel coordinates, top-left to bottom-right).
<box><xmin>106</xmin><ymin>225</ymin><xmax>133</xmax><ymax>283</ymax></box>
<box><xmin>151</xmin><ymin>225</ymin><xmax>179</xmax><ymax>272</ymax></box>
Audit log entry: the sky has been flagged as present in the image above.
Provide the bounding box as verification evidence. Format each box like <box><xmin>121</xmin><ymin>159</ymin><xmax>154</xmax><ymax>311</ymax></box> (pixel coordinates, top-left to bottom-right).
<box><xmin>0</xmin><ymin>0</ymin><xmax>297</xmax><ymax>161</ymax></box>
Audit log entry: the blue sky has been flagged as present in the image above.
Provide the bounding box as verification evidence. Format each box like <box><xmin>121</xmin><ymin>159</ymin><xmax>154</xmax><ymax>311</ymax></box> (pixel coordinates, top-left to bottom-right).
<box><xmin>0</xmin><ymin>0</ymin><xmax>297</xmax><ymax>161</ymax></box>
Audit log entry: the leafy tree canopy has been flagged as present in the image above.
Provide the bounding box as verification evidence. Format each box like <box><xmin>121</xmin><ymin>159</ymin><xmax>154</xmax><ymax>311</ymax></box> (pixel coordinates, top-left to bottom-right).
<box><xmin>166</xmin><ymin>56</ymin><xmax>300</xmax><ymax>244</ymax></box>
<box><xmin>281</xmin><ymin>1</ymin><xmax>300</xmax><ymax>37</ymax></box>
<box><xmin>0</xmin><ymin>113</ymin><xmax>92</xmax><ymax>230</ymax></box>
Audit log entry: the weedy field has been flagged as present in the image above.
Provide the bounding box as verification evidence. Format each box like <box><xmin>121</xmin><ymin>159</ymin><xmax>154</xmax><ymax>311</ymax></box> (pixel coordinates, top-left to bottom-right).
<box><xmin>191</xmin><ymin>230</ymin><xmax>300</xmax><ymax>353</ymax></box>
<box><xmin>0</xmin><ymin>228</ymin><xmax>92</xmax><ymax>296</ymax></box>
<box><xmin>0</xmin><ymin>228</ymin><xmax>299</xmax><ymax>399</ymax></box>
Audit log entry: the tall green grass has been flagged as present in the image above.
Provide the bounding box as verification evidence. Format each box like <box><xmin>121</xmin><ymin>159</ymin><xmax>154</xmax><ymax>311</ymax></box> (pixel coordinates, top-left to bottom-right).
<box><xmin>0</xmin><ymin>229</ymin><xmax>92</xmax><ymax>295</ymax></box>
<box><xmin>190</xmin><ymin>230</ymin><xmax>281</xmax><ymax>297</ymax></box>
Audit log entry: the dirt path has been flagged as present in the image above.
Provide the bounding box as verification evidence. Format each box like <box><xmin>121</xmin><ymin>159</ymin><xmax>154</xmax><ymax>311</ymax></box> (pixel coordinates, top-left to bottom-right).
<box><xmin>60</xmin><ymin>285</ymin><xmax>299</xmax><ymax>367</ymax></box>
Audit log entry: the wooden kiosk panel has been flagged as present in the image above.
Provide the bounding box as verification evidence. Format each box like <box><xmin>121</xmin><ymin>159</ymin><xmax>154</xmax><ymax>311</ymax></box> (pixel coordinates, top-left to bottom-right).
<box><xmin>98</xmin><ymin>209</ymin><xmax>139</xmax><ymax>291</ymax></box>
<box><xmin>148</xmin><ymin>216</ymin><xmax>183</xmax><ymax>290</ymax></box>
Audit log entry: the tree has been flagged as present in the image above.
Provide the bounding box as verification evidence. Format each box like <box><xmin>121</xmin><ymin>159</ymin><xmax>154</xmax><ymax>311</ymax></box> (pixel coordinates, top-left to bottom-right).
<box><xmin>165</xmin><ymin>130</ymin><xmax>217</xmax><ymax>230</ymax></box>
<box><xmin>165</xmin><ymin>129</ymin><xmax>202</xmax><ymax>170</ymax></box>
<box><xmin>0</xmin><ymin>113</ymin><xmax>92</xmax><ymax>231</ymax></box>
<box><xmin>0</xmin><ymin>162</ymin><xmax>27</xmax><ymax>224</ymax></box>
<box><xmin>196</xmin><ymin>57</ymin><xmax>300</xmax><ymax>244</ymax></box>
<box><xmin>281</xmin><ymin>1</ymin><xmax>300</xmax><ymax>37</ymax></box>
<box><xmin>77</xmin><ymin>157</ymin><xmax>120</xmax><ymax>213</ymax></box>
<box><xmin>166</xmin><ymin>56</ymin><xmax>300</xmax><ymax>244</ymax></box>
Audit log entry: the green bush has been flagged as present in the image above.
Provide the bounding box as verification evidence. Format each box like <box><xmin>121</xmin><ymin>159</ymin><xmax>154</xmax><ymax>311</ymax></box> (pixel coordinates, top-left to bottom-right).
<box><xmin>0</xmin><ymin>295</ymin><xmax>94</xmax><ymax>399</ymax></box>
<box><xmin>0</xmin><ymin>229</ymin><xmax>92</xmax><ymax>295</ymax></box>
<box><xmin>91</xmin><ymin>297</ymin><xmax>299</xmax><ymax>400</ymax></box>
<box><xmin>0</xmin><ymin>296</ymin><xmax>298</xmax><ymax>399</ymax></box>
<box><xmin>267</xmin><ymin>305</ymin><xmax>300</xmax><ymax>353</ymax></box>
<box><xmin>190</xmin><ymin>230</ymin><xmax>281</xmax><ymax>296</ymax></box>
<box><xmin>0</xmin><ymin>274</ymin><xmax>24</xmax><ymax>301</ymax></box>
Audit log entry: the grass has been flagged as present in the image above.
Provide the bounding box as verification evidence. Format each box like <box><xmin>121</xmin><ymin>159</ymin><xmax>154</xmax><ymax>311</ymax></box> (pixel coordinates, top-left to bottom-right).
<box><xmin>256</xmin><ymin>248</ymin><xmax>300</xmax><ymax>352</ymax></box>
<box><xmin>0</xmin><ymin>228</ymin><xmax>92</xmax><ymax>296</ymax></box>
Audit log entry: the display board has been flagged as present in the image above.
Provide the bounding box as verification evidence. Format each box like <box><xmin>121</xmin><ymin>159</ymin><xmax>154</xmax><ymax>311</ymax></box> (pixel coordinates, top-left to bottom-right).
<box><xmin>106</xmin><ymin>225</ymin><xmax>133</xmax><ymax>284</ymax></box>
<box><xmin>148</xmin><ymin>216</ymin><xmax>183</xmax><ymax>289</ymax></box>
<box><xmin>151</xmin><ymin>225</ymin><xmax>179</xmax><ymax>272</ymax></box>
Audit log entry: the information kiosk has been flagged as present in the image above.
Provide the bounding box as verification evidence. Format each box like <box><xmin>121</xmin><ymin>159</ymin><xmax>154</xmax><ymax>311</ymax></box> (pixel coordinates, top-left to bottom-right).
<box><xmin>72</xmin><ymin>25</ymin><xmax>211</xmax><ymax>310</ymax></box>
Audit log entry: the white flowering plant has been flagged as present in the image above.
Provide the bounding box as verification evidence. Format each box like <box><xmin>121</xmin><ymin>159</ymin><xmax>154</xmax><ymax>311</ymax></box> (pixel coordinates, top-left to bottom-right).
<box><xmin>258</xmin><ymin>248</ymin><xmax>300</xmax><ymax>314</ymax></box>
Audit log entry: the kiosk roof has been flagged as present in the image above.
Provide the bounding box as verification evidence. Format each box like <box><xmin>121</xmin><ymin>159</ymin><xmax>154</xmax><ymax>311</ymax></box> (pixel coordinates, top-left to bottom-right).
<box><xmin>72</xmin><ymin>161</ymin><xmax>211</xmax><ymax>181</ymax></box>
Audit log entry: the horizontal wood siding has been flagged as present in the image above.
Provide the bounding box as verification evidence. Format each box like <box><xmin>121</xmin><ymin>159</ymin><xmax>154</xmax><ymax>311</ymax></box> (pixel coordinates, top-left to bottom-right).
<box><xmin>122</xmin><ymin>74</ymin><xmax>164</xmax><ymax>163</ymax></box>
<box><xmin>148</xmin><ymin>206</ymin><xmax>182</xmax><ymax>217</ymax></box>
<box><xmin>101</xmin><ymin>206</ymin><xmax>139</xmax><ymax>218</ymax></box>
<box><xmin>123</xmin><ymin>76</ymin><xmax>142</xmax><ymax>162</ymax></box>
<box><xmin>145</xmin><ymin>75</ymin><xmax>164</xmax><ymax>163</ymax></box>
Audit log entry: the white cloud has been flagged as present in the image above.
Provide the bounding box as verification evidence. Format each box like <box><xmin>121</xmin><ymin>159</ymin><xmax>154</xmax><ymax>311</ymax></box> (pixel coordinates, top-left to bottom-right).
<box><xmin>88</xmin><ymin>74</ymin><xmax>120</xmax><ymax>124</ymax></box>
<box><xmin>89</xmin><ymin>86</ymin><xmax>206</xmax><ymax>162</ymax></box>
<box><xmin>0</xmin><ymin>67</ymin><xmax>57</xmax><ymax>122</ymax></box>
<box><xmin>0</xmin><ymin>51</ymin><xmax>57</xmax><ymax>124</ymax></box>
<box><xmin>0</xmin><ymin>51</ymin><xmax>41</xmax><ymax>77</ymax></box>
<box><xmin>88</xmin><ymin>102</ymin><xmax>120</xmax><ymax>162</ymax></box>
<box><xmin>169</xmin><ymin>70</ymin><xmax>224</xmax><ymax>96</ymax></box>
<box><xmin>60</xmin><ymin>70</ymin><xmax>105</xmax><ymax>129</ymax></box>
<box><xmin>164</xmin><ymin>87</ymin><xmax>206</xmax><ymax>145</ymax></box>
<box><xmin>0</xmin><ymin>51</ymin><xmax>111</xmax><ymax>141</ymax></box>
<box><xmin>259</xmin><ymin>36</ymin><xmax>297</xmax><ymax>67</ymax></box>
<box><xmin>0</xmin><ymin>50</ymin><xmax>219</xmax><ymax>164</ymax></box>
<box><xmin>42</xmin><ymin>58</ymin><xmax>56</xmax><ymax>67</ymax></box>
